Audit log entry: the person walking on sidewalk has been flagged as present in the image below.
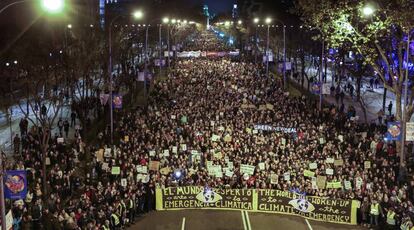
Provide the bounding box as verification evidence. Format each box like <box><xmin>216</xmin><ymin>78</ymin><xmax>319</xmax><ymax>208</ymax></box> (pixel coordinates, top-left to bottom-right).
<box><xmin>64</xmin><ymin>119</ymin><xmax>70</xmax><ymax>138</ymax></box>
<box><xmin>70</xmin><ymin>111</ymin><xmax>76</xmax><ymax>127</ymax></box>
<box><xmin>340</xmin><ymin>91</ymin><xmax>345</xmax><ymax>104</ymax></box>
<box><xmin>58</xmin><ymin>118</ymin><xmax>64</xmax><ymax>136</ymax></box>
<box><xmin>388</xmin><ymin>101</ymin><xmax>393</xmax><ymax>116</ymax></box>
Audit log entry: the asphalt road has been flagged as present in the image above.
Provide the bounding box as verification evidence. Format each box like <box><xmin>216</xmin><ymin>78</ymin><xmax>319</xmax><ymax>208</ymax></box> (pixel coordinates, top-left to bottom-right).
<box><xmin>131</xmin><ymin>210</ymin><xmax>363</xmax><ymax>230</ymax></box>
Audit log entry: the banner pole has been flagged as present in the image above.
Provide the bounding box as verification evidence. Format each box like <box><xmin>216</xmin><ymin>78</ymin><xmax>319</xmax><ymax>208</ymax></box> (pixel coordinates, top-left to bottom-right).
<box><xmin>0</xmin><ymin>152</ymin><xmax>7</xmax><ymax>230</ymax></box>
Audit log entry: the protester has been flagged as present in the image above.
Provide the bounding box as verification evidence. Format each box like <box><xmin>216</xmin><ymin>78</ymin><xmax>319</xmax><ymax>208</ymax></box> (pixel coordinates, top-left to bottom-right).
<box><xmin>1</xmin><ymin>30</ymin><xmax>413</xmax><ymax>230</ymax></box>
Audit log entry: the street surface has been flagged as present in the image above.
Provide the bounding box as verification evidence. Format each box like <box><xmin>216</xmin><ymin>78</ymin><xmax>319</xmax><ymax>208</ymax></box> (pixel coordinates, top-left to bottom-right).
<box><xmin>131</xmin><ymin>210</ymin><xmax>362</xmax><ymax>230</ymax></box>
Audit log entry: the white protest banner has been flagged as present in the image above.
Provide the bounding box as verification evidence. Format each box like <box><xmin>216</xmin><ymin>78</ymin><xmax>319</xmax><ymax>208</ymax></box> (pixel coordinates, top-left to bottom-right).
<box><xmin>258</xmin><ymin>162</ymin><xmax>265</xmax><ymax>171</ymax></box>
<box><xmin>57</xmin><ymin>137</ymin><xmax>64</xmax><ymax>144</ymax></box>
<box><xmin>311</xmin><ymin>177</ymin><xmax>318</xmax><ymax>190</ymax></box>
<box><xmin>121</xmin><ymin>178</ymin><xmax>127</xmax><ymax>187</ymax></box>
<box><xmin>326</xmin><ymin>168</ymin><xmax>334</xmax><ymax>175</ymax></box>
<box><xmin>325</xmin><ymin>158</ymin><xmax>334</xmax><ymax>164</ymax></box>
<box><xmin>211</xmin><ymin>134</ymin><xmax>220</xmax><ymax>142</ymax></box>
<box><xmin>356</xmin><ymin>177</ymin><xmax>363</xmax><ymax>190</ymax></box>
<box><xmin>283</xmin><ymin>172</ymin><xmax>290</xmax><ymax>181</ymax></box>
<box><xmin>104</xmin><ymin>148</ymin><xmax>112</xmax><ymax>157</ymax></box>
<box><xmin>163</xmin><ymin>149</ymin><xmax>170</xmax><ymax>157</ymax></box>
<box><xmin>225</xmin><ymin>170</ymin><xmax>233</xmax><ymax>177</ymax></box>
<box><xmin>227</xmin><ymin>161</ymin><xmax>234</xmax><ymax>170</ymax></box>
<box><xmin>407</xmin><ymin>122</ymin><xmax>414</xmax><ymax>141</ymax></box>
<box><xmin>309</xmin><ymin>162</ymin><xmax>317</xmax><ymax>170</ymax></box>
<box><xmin>172</xmin><ymin>146</ymin><xmax>178</xmax><ymax>153</ymax></box>
<box><xmin>240</xmin><ymin>164</ymin><xmax>255</xmax><ymax>175</ymax></box>
<box><xmin>149</xmin><ymin>150</ymin><xmax>155</xmax><ymax>157</ymax></box>
<box><xmin>206</xmin><ymin>161</ymin><xmax>213</xmax><ymax>169</ymax></box>
<box><xmin>344</xmin><ymin>180</ymin><xmax>352</xmax><ymax>190</ymax></box>
<box><xmin>271</xmin><ymin>173</ymin><xmax>278</xmax><ymax>184</ymax></box>
<box><xmin>181</xmin><ymin>144</ymin><xmax>187</xmax><ymax>151</ymax></box>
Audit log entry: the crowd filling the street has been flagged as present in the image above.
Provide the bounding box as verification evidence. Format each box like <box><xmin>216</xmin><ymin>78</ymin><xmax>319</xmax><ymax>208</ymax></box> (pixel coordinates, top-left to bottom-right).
<box><xmin>1</xmin><ymin>30</ymin><xmax>414</xmax><ymax>230</ymax></box>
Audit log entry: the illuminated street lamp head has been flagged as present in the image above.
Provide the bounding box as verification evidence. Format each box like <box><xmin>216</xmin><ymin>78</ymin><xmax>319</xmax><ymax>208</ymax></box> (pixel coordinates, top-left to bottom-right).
<box><xmin>163</xmin><ymin>17</ymin><xmax>169</xmax><ymax>24</ymax></box>
<box><xmin>67</xmin><ymin>24</ymin><xmax>72</xmax><ymax>29</ymax></box>
<box><xmin>254</xmin><ymin>18</ymin><xmax>259</xmax><ymax>24</ymax></box>
<box><xmin>362</xmin><ymin>5</ymin><xmax>374</xmax><ymax>16</ymax></box>
<box><xmin>41</xmin><ymin>0</ymin><xmax>64</xmax><ymax>13</ymax></box>
<box><xmin>14</xmin><ymin>60</ymin><xmax>18</xmax><ymax>64</ymax></box>
<box><xmin>5</xmin><ymin>63</ymin><xmax>10</xmax><ymax>67</ymax></box>
<box><xmin>183</xmin><ymin>20</ymin><xmax>188</xmax><ymax>24</ymax></box>
<box><xmin>133</xmin><ymin>10</ymin><xmax>143</xmax><ymax>19</ymax></box>
<box><xmin>225</xmin><ymin>21</ymin><xmax>230</xmax><ymax>26</ymax></box>
<box><xmin>171</xmin><ymin>19</ymin><xmax>177</xmax><ymax>24</ymax></box>
<box><xmin>265</xmin><ymin>17</ymin><xmax>272</xmax><ymax>24</ymax></box>
<box><xmin>238</xmin><ymin>20</ymin><xmax>242</xmax><ymax>25</ymax></box>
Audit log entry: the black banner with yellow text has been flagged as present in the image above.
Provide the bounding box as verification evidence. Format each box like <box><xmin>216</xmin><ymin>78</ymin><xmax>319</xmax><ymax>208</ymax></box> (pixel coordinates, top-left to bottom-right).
<box><xmin>156</xmin><ymin>187</ymin><xmax>357</xmax><ymax>225</ymax></box>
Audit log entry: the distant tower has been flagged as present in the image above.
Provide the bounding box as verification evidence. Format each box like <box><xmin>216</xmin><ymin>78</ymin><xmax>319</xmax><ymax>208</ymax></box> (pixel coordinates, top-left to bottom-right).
<box><xmin>232</xmin><ymin>4</ymin><xmax>238</xmax><ymax>19</ymax></box>
<box><xmin>203</xmin><ymin>5</ymin><xmax>210</xmax><ymax>30</ymax></box>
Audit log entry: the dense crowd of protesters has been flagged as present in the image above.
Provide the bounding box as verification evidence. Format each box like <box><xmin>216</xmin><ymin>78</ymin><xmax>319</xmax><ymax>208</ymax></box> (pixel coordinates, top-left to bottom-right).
<box><xmin>1</xmin><ymin>30</ymin><xmax>414</xmax><ymax>230</ymax></box>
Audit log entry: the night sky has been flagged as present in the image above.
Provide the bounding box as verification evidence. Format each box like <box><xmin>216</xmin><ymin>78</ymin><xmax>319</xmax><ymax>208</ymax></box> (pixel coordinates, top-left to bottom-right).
<box><xmin>204</xmin><ymin>0</ymin><xmax>235</xmax><ymax>14</ymax></box>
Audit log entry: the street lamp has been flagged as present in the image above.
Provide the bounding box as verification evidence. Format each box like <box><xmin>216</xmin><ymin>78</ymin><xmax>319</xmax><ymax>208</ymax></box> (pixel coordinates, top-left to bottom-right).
<box><xmin>163</xmin><ymin>17</ymin><xmax>169</xmax><ymax>24</ymax></box>
<box><xmin>108</xmin><ymin>11</ymin><xmax>143</xmax><ymax>144</ymax></box>
<box><xmin>171</xmin><ymin>19</ymin><xmax>177</xmax><ymax>24</ymax></box>
<box><xmin>238</xmin><ymin>20</ymin><xmax>242</xmax><ymax>25</ymax></box>
<box><xmin>41</xmin><ymin>0</ymin><xmax>64</xmax><ymax>13</ymax></box>
<box><xmin>362</xmin><ymin>5</ymin><xmax>374</xmax><ymax>16</ymax></box>
<box><xmin>67</xmin><ymin>24</ymin><xmax>72</xmax><ymax>29</ymax></box>
<box><xmin>133</xmin><ymin>10</ymin><xmax>143</xmax><ymax>19</ymax></box>
<box><xmin>254</xmin><ymin>18</ymin><xmax>259</xmax><ymax>24</ymax></box>
<box><xmin>265</xmin><ymin>18</ymin><xmax>272</xmax><ymax>78</ymax></box>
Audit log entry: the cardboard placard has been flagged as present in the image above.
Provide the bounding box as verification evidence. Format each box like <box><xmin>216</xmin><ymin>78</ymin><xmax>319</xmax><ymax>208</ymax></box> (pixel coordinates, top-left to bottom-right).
<box><xmin>364</xmin><ymin>161</ymin><xmax>371</xmax><ymax>169</ymax></box>
<box><xmin>316</xmin><ymin>175</ymin><xmax>326</xmax><ymax>189</ymax></box>
<box><xmin>334</xmin><ymin>159</ymin><xmax>344</xmax><ymax>166</ymax></box>
<box><xmin>149</xmin><ymin>161</ymin><xmax>160</xmax><ymax>171</ymax></box>
<box><xmin>96</xmin><ymin>149</ymin><xmax>104</xmax><ymax>162</ymax></box>
<box><xmin>271</xmin><ymin>173</ymin><xmax>278</xmax><ymax>184</ymax></box>
<box><xmin>160</xmin><ymin>167</ymin><xmax>171</xmax><ymax>175</ymax></box>
<box><xmin>124</xmin><ymin>136</ymin><xmax>129</xmax><ymax>142</ymax></box>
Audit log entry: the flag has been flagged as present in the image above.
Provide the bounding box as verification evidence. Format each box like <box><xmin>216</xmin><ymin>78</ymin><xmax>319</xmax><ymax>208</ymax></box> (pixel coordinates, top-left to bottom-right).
<box><xmin>112</xmin><ymin>95</ymin><xmax>123</xmax><ymax>109</ymax></box>
<box><xmin>4</xmin><ymin>170</ymin><xmax>27</xmax><ymax>200</ymax></box>
<box><xmin>386</xmin><ymin>122</ymin><xmax>401</xmax><ymax>141</ymax></box>
<box><xmin>99</xmin><ymin>93</ymin><xmax>110</xmax><ymax>105</ymax></box>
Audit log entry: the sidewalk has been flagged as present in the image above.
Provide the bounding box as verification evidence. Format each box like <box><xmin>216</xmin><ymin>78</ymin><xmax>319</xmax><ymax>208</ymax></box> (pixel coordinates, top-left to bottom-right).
<box><xmin>0</xmin><ymin>101</ymin><xmax>79</xmax><ymax>155</ymax></box>
<box><xmin>288</xmin><ymin>64</ymin><xmax>411</xmax><ymax>123</ymax></box>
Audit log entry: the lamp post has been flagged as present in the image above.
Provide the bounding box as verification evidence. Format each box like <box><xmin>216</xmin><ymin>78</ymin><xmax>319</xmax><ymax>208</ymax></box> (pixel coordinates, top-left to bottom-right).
<box><xmin>143</xmin><ymin>19</ymin><xmax>162</xmax><ymax>100</ymax></box>
<box><xmin>401</xmin><ymin>29</ymin><xmax>411</xmax><ymax>165</ymax></box>
<box><xmin>265</xmin><ymin>18</ymin><xmax>271</xmax><ymax>78</ymax></box>
<box><xmin>253</xmin><ymin>18</ymin><xmax>259</xmax><ymax>64</ymax></box>
<box><xmin>108</xmin><ymin>10</ymin><xmax>143</xmax><ymax>144</ymax></box>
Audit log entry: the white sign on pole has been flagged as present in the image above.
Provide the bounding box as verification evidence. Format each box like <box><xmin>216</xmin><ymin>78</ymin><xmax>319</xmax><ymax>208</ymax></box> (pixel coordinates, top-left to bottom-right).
<box><xmin>406</xmin><ymin>122</ymin><xmax>414</xmax><ymax>141</ymax></box>
<box><xmin>322</xmin><ymin>84</ymin><xmax>331</xmax><ymax>95</ymax></box>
